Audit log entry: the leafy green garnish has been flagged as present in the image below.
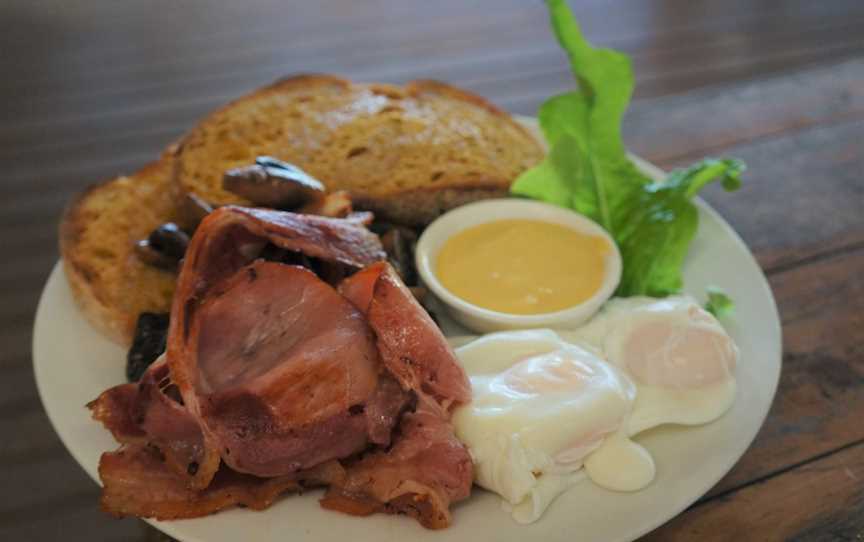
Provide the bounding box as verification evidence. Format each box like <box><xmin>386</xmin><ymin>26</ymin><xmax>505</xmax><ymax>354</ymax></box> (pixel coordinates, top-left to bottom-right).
<box><xmin>512</xmin><ymin>0</ymin><xmax>745</xmax><ymax>298</ymax></box>
<box><xmin>705</xmin><ymin>286</ymin><xmax>735</xmax><ymax>318</ymax></box>
<box><xmin>613</xmin><ymin>158</ymin><xmax>744</xmax><ymax>296</ymax></box>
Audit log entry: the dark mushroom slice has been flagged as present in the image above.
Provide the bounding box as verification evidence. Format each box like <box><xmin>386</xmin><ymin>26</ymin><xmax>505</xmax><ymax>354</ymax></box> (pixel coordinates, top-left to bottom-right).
<box><xmin>223</xmin><ymin>157</ymin><xmax>325</xmax><ymax>209</ymax></box>
<box><xmin>134</xmin><ymin>239</ymin><xmax>177</xmax><ymax>270</ymax></box>
<box><xmin>134</xmin><ymin>223</ymin><xmax>190</xmax><ymax>270</ymax></box>
<box><xmin>380</xmin><ymin>227</ymin><xmax>419</xmax><ymax>286</ymax></box>
<box><xmin>126</xmin><ymin>312</ymin><xmax>170</xmax><ymax>382</ymax></box>
<box><xmin>148</xmin><ymin>223</ymin><xmax>190</xmax><ymax>260</ymax></box>
<box><xmin>181</xmin><ymin>192</ymin><xmax>214</xmax><ymax>230</ymax></box>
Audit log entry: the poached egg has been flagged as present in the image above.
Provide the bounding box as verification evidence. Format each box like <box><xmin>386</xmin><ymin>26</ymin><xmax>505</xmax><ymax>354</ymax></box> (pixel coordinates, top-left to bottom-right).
<box><xmin>452</xmin><ymin>296</ymin><xmax>739</xmax><ymax>523</ymax></box>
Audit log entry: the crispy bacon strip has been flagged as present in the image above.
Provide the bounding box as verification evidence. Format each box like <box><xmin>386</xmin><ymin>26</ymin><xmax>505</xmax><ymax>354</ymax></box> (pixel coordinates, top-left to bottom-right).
<box><xmin>89</xmin><ymin>383</ymin><xmax>146</xmax><ymax>445</ymax></box>
<box><xmin>322</xmin><ymin>406</ymin><xmax>472</xmax><ymax>529</ymax></box>
<box><xmin>340</xmin><ymin>262</ymin><xmax>471</xmax><ymax>415</ymax></box>
<box><xmin>136</xmin><ymin>358</ymin><xmax>208</xmax><ymax>480</ymax></box>
<box><xmin>93</xmin><ymin>208</ymin><xmax>473</xmax><ymax>528</ymax></box>
<box><xmin>167</xmin><ymin>208</ymin><xmax>386</xmax><ymax>487</ymax></box>
<box><xmin>184</xmin><ymin>261</ymin><xmax>408</xmax><ymax>478</ymax></box>
<box><xmin>334</xmin><ymin>262</ymin><xmax>473</xmax><ymax>528</ymax></box>
<box><xmin>89</xmin><ymin>357</ymin><xmax>209</xmax><ymax>484</ymax></box>
<box><xmin>178</xmin><ymin>206</ymin><xmax>385</xmax><ymax>289</ymax></box>
<box><xmin>99</xmin><ymin>445</ymin><xmax>345</xmax><ymax>520</ymax></box>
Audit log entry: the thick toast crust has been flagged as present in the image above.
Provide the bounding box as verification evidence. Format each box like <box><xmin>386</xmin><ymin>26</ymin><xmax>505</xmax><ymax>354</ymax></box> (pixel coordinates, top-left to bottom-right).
<box><xmin>173</xmin><ymin>74</ymin><xmax>544</xmax><ymax>224</ymax></box>
<box><xmin>59</xmin><ymin>158</ymin><xmax>179</xmax><ymax>345</ymax></box>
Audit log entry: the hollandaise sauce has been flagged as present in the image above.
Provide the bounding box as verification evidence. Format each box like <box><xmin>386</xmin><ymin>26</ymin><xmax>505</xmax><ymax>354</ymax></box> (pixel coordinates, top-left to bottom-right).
<box><xmin>435</xmin><ymin>219</ymin><xmax>610</xmax><ymax>315</ymax></box>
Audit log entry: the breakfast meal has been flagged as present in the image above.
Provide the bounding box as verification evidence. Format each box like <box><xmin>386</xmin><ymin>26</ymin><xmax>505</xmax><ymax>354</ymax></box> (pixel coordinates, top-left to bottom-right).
<box><xmin>54</xmin><ymin>0</ymin><xmax>748</xmax><ymax>533</ymax></box>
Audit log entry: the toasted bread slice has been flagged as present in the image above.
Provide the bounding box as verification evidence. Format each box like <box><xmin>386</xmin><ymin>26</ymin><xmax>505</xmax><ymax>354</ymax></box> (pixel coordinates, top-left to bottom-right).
<box><xmin>60</xmin><ymin>158</ymin><xmax>182</xmax><ymax>345</ymax></box>
<box><xmin>174</xmin><ymin>75</ymin><xmax>544</xmax><ymax>226</ymax></box>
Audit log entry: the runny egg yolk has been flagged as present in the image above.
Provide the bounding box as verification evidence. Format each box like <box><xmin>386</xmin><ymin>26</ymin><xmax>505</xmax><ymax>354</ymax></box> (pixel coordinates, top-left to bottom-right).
<box><xmin>435</xmin><ymin>219</ymin><xmax>610</xmax><ymax>315</ymax></box>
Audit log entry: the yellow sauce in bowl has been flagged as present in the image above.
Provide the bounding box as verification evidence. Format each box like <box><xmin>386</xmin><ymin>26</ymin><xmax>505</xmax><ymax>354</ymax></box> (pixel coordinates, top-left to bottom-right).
<box><xmin>435</xmin><ymin>219</ymin><xmax>611</xmax><ymax>315</ymax></box>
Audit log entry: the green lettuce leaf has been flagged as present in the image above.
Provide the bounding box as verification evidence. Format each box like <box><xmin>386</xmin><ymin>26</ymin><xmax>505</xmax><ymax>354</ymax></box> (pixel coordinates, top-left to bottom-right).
<box><xmin>512</xmin><ymin>1</ymin><xmax>651</xmax><ymax>232</ymax></box>
<box><xmin>705</xmin><ymin>286</ymin><xmax>735</xmax><ymax>318</ymax></box>
<box><xmin>614</xmin><ymin>158</ymin><xmax>744</xmax><ymax>296</ymax></box>
<box><xmin>512</xmin><ymin>0</ymin><xmax>745</xmax><ymax>298</ymax></box>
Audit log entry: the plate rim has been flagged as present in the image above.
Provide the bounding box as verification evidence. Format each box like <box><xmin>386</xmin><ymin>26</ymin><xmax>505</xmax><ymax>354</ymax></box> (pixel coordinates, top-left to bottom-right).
<box><xmin>32</xmin><ymin>121</ymin><xmax>782</xmax><ymax>542</ymax></box>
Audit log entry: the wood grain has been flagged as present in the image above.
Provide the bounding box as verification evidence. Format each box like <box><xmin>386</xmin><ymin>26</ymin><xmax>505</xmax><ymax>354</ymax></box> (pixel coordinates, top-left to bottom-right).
<box><xmin>4</xmin><ymin>1</ymin><xmax>864</xmax><ymax>150</ymax></box>
<box><xmin>626</xmin><ymin>57</ymin><xmax>864</xmax><ymax>166</ymax></box>
<box><xmin>701</xmin><ymin>248</ymin><xmax>864</xmax><ymax>499</ymax></box>
<box><xmin>2</xmin><ymin>0</ymin><xmax>863</xmax><ymax>540</ymax></box>
<box><xmin>676</xmin><ymin>116</ymin><xmax>864</xmax><ymax>272</ymax></box>
<box><xmin>642</xmin><ymin>441</ymin><xmax>864</xmax><ymax>541</ymax></box>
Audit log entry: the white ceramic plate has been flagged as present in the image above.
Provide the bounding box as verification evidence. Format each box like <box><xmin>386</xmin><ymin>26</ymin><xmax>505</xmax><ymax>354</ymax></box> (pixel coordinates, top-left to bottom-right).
<box><xmin>33</xmin><ymin>119</ymin><xmax>781</xmax><ymax>542</ymax></box>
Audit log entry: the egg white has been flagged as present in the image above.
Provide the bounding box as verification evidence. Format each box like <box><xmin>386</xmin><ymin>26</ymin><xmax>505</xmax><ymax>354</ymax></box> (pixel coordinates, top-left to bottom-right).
<box><xmin>453</xmin><ymin>296</ymin><xmax>739</xmax><ymax>524</ymax></box>
<box><xmin>565</xmin><ymin>296</ymin><xmax>739</xmax><ymax>436</ymax></box>
<box><xmin>453</xmin><ymin>330</ymin><xmax>635</xmax><ymax>523</ymax></box>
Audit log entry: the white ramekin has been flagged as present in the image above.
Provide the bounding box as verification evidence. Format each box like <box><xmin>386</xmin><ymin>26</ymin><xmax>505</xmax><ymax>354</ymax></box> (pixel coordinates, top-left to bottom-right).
<box><xmin>415</xmin><ymin>198</ymin><xmax>622</xmax><ymax>334</ymax></box>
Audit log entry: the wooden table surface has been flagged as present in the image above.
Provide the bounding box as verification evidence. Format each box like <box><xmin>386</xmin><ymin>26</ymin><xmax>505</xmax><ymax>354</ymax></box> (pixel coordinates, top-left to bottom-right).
<box><xmin>2</xmin><ymin>1</ymin><xmax>862</xmax><ymax>540</ymax></box>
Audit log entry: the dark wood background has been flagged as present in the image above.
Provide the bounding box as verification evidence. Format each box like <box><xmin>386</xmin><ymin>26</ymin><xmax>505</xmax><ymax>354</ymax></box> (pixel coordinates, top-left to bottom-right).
<box><xmin>2</xmin><ymin>1</ymin><xmax>862</xmax><ymax>540</ymax></box>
